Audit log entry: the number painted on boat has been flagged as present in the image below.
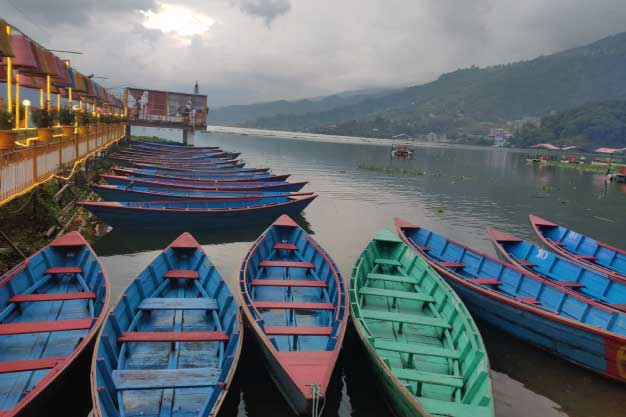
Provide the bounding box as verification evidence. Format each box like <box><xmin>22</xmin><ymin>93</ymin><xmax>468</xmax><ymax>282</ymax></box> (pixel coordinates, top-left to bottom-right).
<box><xmin>568</xmin><ymin>231</ymin><xmax>579</xmax><ymax>240</ymax></box>
<box><xmin>536</xmin><ymin>249</ymin><xmax>548</xmax><ymax>260</ymax></box>
<box><xmin>617</xmin><ymin>346</ymin><xmax>626</xmax><ymax>379</ymax></box>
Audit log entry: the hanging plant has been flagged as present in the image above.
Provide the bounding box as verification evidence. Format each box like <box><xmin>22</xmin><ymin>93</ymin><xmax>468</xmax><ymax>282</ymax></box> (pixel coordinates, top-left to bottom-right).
<box><xmin>0</xmin><ymin>108</ymin><xmax>14</xmax><ymax>130</ymax></box>
<box><xmin>32</xmin><ymin>107</ymin><xmax>54</xmax><ymax>128</ymax></box>
<box><xmin>77</xmin><ymin>111</ymin><xmax>91</xmax><ymax>126</ymax></box>
<box><xmin>59</xmin><ymin>107</ymin><xmax>75</xmax><ymax>126</ymax></box>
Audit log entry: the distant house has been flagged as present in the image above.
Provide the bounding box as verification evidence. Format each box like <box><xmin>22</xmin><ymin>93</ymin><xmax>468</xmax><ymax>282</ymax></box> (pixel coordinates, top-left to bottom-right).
<box><xmin>489</xmin><ymin>128</ymin><xmax>512</xmax><ymax>147</ymax></box>
<box><xmin>392</xmin><ymin>133</ymin><xmax>409</xmax><ymax>139</ymax></box>
<box><xmin>512</xmin><ymin>117</ymin><xmax>542</xmax><ymax>131</ymax></box>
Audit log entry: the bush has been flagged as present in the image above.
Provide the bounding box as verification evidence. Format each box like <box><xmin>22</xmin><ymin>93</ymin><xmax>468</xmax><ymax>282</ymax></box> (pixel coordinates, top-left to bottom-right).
<box><xmin>59</xmin><ymin>108</ymin><xmax>74</xmax><ymax>125</ymax></box>
<box><xmin>77</xmin><ymin>111</ymin><xmax>90</xmax><ymax>126</ymax></box>
<box><xmin>32</xmin><ymin>107</ymin><xmax>54</xmax><ymax>128</ymax></box>
<box><xmin>0</xmin><ymin>109</ymin><xmax>14</xmax><ymax>130</ymax></box>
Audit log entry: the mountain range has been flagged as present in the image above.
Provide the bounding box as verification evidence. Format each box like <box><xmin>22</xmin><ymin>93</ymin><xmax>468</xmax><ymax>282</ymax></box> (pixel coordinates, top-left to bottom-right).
<box><xmin>209</xmin><ymin>32</ymin><xmax>626</xmax><ymax>147</ymax></box>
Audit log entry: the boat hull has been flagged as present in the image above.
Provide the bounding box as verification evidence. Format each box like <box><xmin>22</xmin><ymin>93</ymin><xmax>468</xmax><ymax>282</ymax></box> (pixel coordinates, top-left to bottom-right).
<box><xmin>101</xmin><ymin>175</ymin><xmax>307</xmax><ymax>192</ymax></box>
<box><xmin>82</xmin><ymin>196</ymin><xmax>316</xmax><ymax>230</ymax></box>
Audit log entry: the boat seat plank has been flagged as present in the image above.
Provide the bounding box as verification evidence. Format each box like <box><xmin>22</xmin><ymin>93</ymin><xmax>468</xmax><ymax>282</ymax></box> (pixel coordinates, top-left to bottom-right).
<box><xmin>118</xmin><ymin>331</ymin><xmax>229</xmax><ymax>343</ymax></box>
<box><xmin>253</xmin><ymin>301</ymin><xmax>334</xmax><ymax>310</ymax></box>
<box><xmin>391</xmin><ymin>368</ymin><xmax>463</xmax><ymax>388</ymax></box>
<box><xmin>361</xmin><ymin>310</ymin><xmax>451</xmax><ymax>329</ymax></box>
<box><xmin>418</xmin><ymin>398</ymin><xmax>493</xmax><ymax>417</ymax></box>
<box><xmin>374</xmin><ymin>258</ymin><xmax>402</xmax><ymax>267</ymax></box>
<box><xmin>259</xmin><ymin>261</ymin><xmax>315</xmax><ymax>268</ymax></box>
<box><xmin>516</xmin><ymin>297</ymin><xmax>541</xmax><ymax>305</ymax></box>
<box><xmin>163</xmin><ymin>269</ymin><xmax>200</xmax><ymax>280</ymax></box>
<box><xmin>438</xmin><ymin>262</ymin><xmax>465</xmax><ymax>269</ymax></box>
<box><xmin>366</xmin><ymin>273</ymin><xmax>417</xmax><ymax>285</ymax></box>
<box><xmin>274</xmin><ymin>243</ymin><xmax>298</xmax><ymax>250</ymax></box>
<box><xmin>359</xmin><ymin>287</ymin><xmax>434</xmax><ymax>302</ymax></box>
<box><xmin>554</xmin><ymin>281</ymin><xmax>585</xmax><ymax>288</ymax></box>
<box><xmin>575</xmin><ymin>255</ymin><xmax>596</xmax><ymax>261</ymax></box>
<box><xmin>9</xmin><ymin>292</ymin><xmax>96</xmax><ymax>303</ymax></box>
<box><xmin>467</xmin><ymin>278</ymin><xmax>501</xmax><ymax>285</ymax></box>
<box><xmin>264</xmin><ymin>326</ymin><xmax>332</xmax><ymax>336</ymax></box>
<box><xmin>137</xmin><ymin>297</ymin><xmax>218</xmax><ymax>310</ymax></box>
<box><xmin>113</xmin><ymin>367</ymin><xmax>221</xmax><ymax>390</ymax></box>
<box><xmin>0</xmin><ymin>357</ymin><xmax>66</xmax><ymax>374</ymax></box>
<box><xmin>250</xmin><ymin>279</ymin><xmax>327</xmax><ymax>288</ymax></box>
<box><xmin>0</xmin><ymin>319</ymin><xmax>93</xmax><ymax>335</ymax></box>
<box><xmin>374</xmin><ymin>340</ymin><xmax>460</xmax><ymax>359</ymax></box>
<box><xmin>516</xmin><ymin>259</ymin><xmax>537</xmax><ymax>267</ymax></box>
<box><xmin>45</xmin><ymin>266</ymin><xmax>82</xmax><ymax>275</ymax></box>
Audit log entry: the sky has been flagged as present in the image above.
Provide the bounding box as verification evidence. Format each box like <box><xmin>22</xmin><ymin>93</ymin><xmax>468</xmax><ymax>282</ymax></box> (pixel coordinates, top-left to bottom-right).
<box><xmin>2</xmin><ymin>0</ymin><xmax>626</xmax><ymax>107</ymax></box>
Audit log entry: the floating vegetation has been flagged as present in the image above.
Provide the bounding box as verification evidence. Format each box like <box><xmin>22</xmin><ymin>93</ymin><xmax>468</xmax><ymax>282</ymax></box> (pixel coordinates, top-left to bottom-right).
<box><xmin>358</xmin><ymin>164</ymin><xmax>425</xmax><ymax>176</ymax></box>
<box><xmin>436</xmin><ymin>208</ymin><xmax>445</xmax><ymax>214</ymax></box>
<box><xmin>542</xmin><ymin>161</ymin><xmax>619</xmax><ymax>174</ymax></box>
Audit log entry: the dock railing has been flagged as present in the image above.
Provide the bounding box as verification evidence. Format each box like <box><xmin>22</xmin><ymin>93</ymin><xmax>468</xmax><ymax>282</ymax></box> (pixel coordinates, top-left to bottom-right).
<box><xmin>0</xmin><ymin>123</ymin><xmax>126</xmax><ymax>205</ymax></box>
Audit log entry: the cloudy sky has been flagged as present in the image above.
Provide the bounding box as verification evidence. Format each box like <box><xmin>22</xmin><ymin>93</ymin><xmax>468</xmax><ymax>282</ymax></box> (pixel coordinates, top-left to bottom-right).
<box><xmin>2</xmin><ymin>0</ymin><xmax>626</xmax><ymax>107</ymax></box>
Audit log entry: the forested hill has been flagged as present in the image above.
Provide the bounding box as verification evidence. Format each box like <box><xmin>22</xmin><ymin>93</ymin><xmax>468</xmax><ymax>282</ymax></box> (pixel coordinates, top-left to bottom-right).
<box><xmin>223</xmin><ymin>31</ymin><xmax>626</xmax><ymax>140</ymax></box>
<box><xmin>512</xmin><ymin>100</ymin><xmax>626</xmax><ymax>148</ymax></box>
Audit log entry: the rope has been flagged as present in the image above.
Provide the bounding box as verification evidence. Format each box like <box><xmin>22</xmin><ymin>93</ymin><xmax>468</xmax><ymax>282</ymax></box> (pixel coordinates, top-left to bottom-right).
<box><xmin>311</xmin><ymin>384</ymin><xmax>326</xmax><ymax>417</ymax></box>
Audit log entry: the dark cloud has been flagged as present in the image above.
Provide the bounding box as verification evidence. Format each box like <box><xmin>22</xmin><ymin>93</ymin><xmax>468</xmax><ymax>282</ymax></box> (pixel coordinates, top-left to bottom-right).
<box><xmin>234</xmin><ymin>0</ymin><xmax>291</xmax><ymax>26</ymax></box>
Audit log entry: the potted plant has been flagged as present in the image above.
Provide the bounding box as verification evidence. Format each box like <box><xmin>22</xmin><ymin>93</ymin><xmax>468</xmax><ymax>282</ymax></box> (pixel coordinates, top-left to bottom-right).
<box><xmin>0</xmin><ymin>108</ymin><xmax>16</xmax><ymax>150</ymax></box>
<box><xmin>59</xmin><ymin>108</ymin><xmax>75</xmax><ymax>137</ymax></box>
<box><xmin>32</xmin><ymin>107</ymin><xmax>55</xmax><ymax>143</ymax></box>
<box><xmin>77</xmin><ymin>110</ymin><xmax>90</xmax><ymax>135</ymax></box>
<box><xmin>88</xmin><ymin>113</ymin><xmax>98</xmax><ymax>135</ymax></box>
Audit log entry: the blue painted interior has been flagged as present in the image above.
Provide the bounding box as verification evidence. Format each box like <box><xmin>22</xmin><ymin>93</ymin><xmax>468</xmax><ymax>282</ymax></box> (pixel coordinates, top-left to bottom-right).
<box><xmin>240</xmin><ymin>223</ymin><xmax>346</xmax><ymax>352</ymax></box>
<box><xmin>400</xmin><ymin>227</ymin><xmax>626</xmax><ymax>337</ymax></box>
<box><xmin>94</xmin><ymin>242</ymin><xmax>240</xmax><ymax>417</ymax></box>
<box><xmin>113</xmin><ymin>196</ymin><xmax>297</xmax><ymax>210</ymax></box>
<box><xmin>104</xmin><ymin>176</ymin><xmax>305</xmax><ymax>192</ymax></box>
<box><xmin>538</xmin><ymin>223</ymin><xmax>626</xmax><ymax>277</ymax></box>
<box><xmin>498</xmin><ymin>238</ymin><xmax>626</xmax><ymax>307</ymax></box>
<box><xmin>0</xmin><ymin>242</ymin><xmax>107</xmax><ymax>412</ymax></box>
<box><xmin>122</xmin><ymin>168</ymin><xmax>275</xmax><ymax>181</ymax></box>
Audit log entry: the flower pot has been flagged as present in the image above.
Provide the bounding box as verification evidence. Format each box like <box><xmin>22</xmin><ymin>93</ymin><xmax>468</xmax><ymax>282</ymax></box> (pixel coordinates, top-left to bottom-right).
<box><xmin>61</xmin><ymin>126</ymin><xmax>75</xmax><ymax>137</ymax></box>
<box><xmin>77</xmin><ymin>126</ymin><xmax>89</xmax><ymax>135</ymax></box>
<box><xmin>0</xmin><ymin>130</ymin><xmax>17</xmax><ymax>150</ymax></box>
<box><xmin>37</xmin><ymin>127</ymin><xmax>55</xmax><ymax>143</ymax></box>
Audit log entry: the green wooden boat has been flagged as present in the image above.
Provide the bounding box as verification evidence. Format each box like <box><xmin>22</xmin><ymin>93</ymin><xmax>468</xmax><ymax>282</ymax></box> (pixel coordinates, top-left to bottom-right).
<box><xmin>350</xmin><ymin>229</ymin><xmax>494</xmax><ymax>417</ymax></box>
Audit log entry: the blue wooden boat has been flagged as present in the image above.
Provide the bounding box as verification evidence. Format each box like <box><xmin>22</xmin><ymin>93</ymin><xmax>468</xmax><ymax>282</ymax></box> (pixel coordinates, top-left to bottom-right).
<box><xmin>91</xmin><ymin>233</ymin><xmax>242</xmax><ymax>417</ymax></box>
<box><xmin>110</xmin><ymin>167</ymin><xmax>289</xmax><ymax>183</ymax></box>
<box><xmin>530</xmin><ymin>215</ymin><xmax>626</xmax><ymax>280</ymax></box>
<box><xmin>395</xmin><ymin>218</ymin><xmax>626</xmax><ymax>383</ymax></box>
<box><xmin>0</xmin><ymin>232</ymin><xmax>109</xmax><ymax>417</ymax></box>
<box><xmin>81</xmin><ymin>194</ymin><xmax>317</xmax><ymax>230</ymax></box>
<box><xmin>101</xmin><ymin>174</ymin><xmax>308</xmax><ymax>193</ymax></box>
<box><xmin>110</xmin><ymin>155</ymin><xmax>241</xmax><ymax>167</ymax></box>
<box><xmin>91</xmin><ymin>183</ymin><xmax>306</xmax><ymax>202</ymax></box>
<box><xmin>129</xmin><ymin>163</ymin><xmax>269</xmax><ymax>174</ymax></box>
<box><xmin>132</xmin><ymin>161</ymin><xmax>248</xmax><ymax>171</ymax></box>
<box><xmin>131</xmin><ymin>141</ymin><xmax>220</xmax><ymax>151</ymax></box>
<box><xmin>239</xmin><ymin>215</ymin><xmax>348</xmax><ymax>415</ymax></box>
<box><xmin>111</xmin><ymin>150</ymin><xmax>241</xmax><ymax>162</ymax></box>
<box><xmin>488</xmin><ymin>228</ymin><xmax>626</xmax><ymax>312</ymax></box>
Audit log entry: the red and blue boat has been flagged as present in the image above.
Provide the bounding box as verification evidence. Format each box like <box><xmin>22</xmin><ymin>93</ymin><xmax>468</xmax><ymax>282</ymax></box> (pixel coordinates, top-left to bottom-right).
<box><xmin>101</xmin><ymin>174</ymin><xmax>308</xmax><ymax>192</ymax></box>
<box><xmin>488</xmin><ymin>228</ymin><xmax>626</xmax><ymax>311</ymax></box>
<box><xmin>131</xmin><ymin>161</ymin><xmax>250</xmax><ymax>172</ymax></box>
<box><xmin>91</xmin><ymin>233</ymin><xmax>242</xmax><ymax>417</ymax></box>
<box><xmin>131</xmin><ymin>141</ymin><xmax>221</xmax><ymax>152</ymax></box>
<box><xmin>91</xmin><ymin>183</ymin><xmax>308</xmax><ymax>202</ymax></box>
<box><xmin>81</xmin><ymin>194</ymin><xmax>317</xmax><ymax>230</ymax></box>
<box><xmin>395</xmin><ymin>218</ymin><xmax>626</xmax><ymax>383</ymax></box>
<box><xmin>110</xmin><ymin>155</ymin><xmax>241</xmax><ymax>168</ymax></box>
<box><xmin>239</xmin><ymin>215</ymin><xmax>348</xmax><ymax>415</ymax></box>
<box><xmin>112</xmin><ymin>149</ymin><xmax>239</xmax><ymax>161</ymax></box>
<box><xmin>0</xmin><ymin>232</ymin><xmax>110</xmax><ymax>416</ymax></box>
<box><xmin>109</xmin><ymin>167</ymin><xmax>290</xmax><ymax>183</ymax></box>
<box><xmin>530</xmin><ymin>215</ymin><xmax>626</xmax><ymax>280</ymax></box>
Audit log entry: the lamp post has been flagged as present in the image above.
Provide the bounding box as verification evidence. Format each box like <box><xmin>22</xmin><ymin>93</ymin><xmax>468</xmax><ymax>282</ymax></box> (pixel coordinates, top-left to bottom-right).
<box><xmin>22</xmin><ymin>100</ymin><xmax>31</xmax><ymax>129</ymax></box>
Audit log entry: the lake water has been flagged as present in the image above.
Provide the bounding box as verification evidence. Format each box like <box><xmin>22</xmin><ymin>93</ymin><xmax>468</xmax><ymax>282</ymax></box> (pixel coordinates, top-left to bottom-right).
<box><xmin>94</xmin><ymin>129</ymin><xmax>626</xmax><ymax>417</ymax></box>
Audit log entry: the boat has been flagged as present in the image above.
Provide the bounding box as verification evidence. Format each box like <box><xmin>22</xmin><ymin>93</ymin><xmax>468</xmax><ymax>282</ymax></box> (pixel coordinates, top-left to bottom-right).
<box><xmin>91</xmin><ymin>233</ymin><xmax>242</xmax><ymax>417</ymax></box>
<box><xmin>111</xmin><ymin>155</ymin><xmax>242</xmax><ymax>168</ymax></box>
<box><xmin>350</xmin><ymin>229</ymin><xmax>494</xmax><ymax>417</ymax></box>
<box><xmin>487</xmin><ymin>228</ymin><xmax>626</xmax><ymax>310</ymax></box>
<box><xmin>131</xmin><ymin>141</ymin><xmax>220</xmax><ymax>151</ymax></box>
<box><xmin>101</xmin><ymin>174</ymin><xmax>308</xmax><ymax>192</ymax></box>
<box><xmin>109</xmin><ymin>167</ymin><xmax>290</xmax><ymax>182</ymax></box>
<box><xmin>111</xmin><ymin>150</ymin><xmax>241</xmax><ymax>161</ymax></box>
<box><xmin>530</xmin><ymin>215</ymin><xmax>626</xmax><ymax>280</ymax></box>
<box><xmin>130</xmin><ymin>163</ymin><xmax>269</xmax><ymax>174</ymax></box>
<box><xmin>0</xmin><ymin>232</ymin><xmax>110</xmax><ymax>416</ymax></box>
<box><xmin>239</xmin><ymin>215</ymin><xmax>348</xmax><ymax>415</ymax></box>
<box><xmin>394</xmin><ymin>218</ymin><xmax>626</xmax><ymax>383</ymax></box>
<box><xmin>81</xmin><ymin>194</ymin><xmax>317</xmax><ymax>230</ymax></box>
<box><xmin>91</xmin><ymin>183</ymin><xmax>309</xmax><ymax>202</ymax></box>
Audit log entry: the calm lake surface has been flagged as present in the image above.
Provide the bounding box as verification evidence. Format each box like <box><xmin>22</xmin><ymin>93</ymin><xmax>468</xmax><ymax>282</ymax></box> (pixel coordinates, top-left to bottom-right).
<box><xmin>94</xmin><ymin>129</ymin><xmax>626</xmax><ymax>417</ymax></box>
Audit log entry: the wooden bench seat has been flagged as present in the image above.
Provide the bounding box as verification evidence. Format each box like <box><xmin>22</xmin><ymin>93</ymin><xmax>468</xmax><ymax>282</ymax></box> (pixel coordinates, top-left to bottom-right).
<box><xmin>374</xmin><ymin>258</ymin><xmax>402</xmax><ymax>267</ymax></box>
<box><xmin>392</xmin><ymin>368</ymin><xmax>463</xmax><ymax>388</ymax></box>
<box><xmin>361</xmin><ymin>310</ymin><xmax>451</xmax><ymax>329</ymax></box>
<box><xmin>45</xmin><ymin>266</ymin><xmax>82</xmax><ymax>275</ymax></box>
<box><xmin>137</xmin><ymin>298</ymin><xmax>218</xmax><ymax>310</ymax></box>
<box><xmin>0</xmin><ymin>357</ymin><xmax>66</xmax><ymax>374</ymax></box>
<box><xmin>438</xmin><ymin>262</ymin><xmax>465</xmax><ymax>269</ymax></box>
<box><xmin>0</xmin><ymin>319</ymin><xmax>93</xmax><ymax>335</ymax></box>
<box><xmin>259</xmin><ymin>261</ymin><xmax>315</xmax><ymax>269</ymax></box>
<box><xmin>250</xmin><ymin>279</ymin><xmax>327</xmax><ymax>288</ymax></box>
<box><xmin>418</xmin><ymin>397</ymin><xmax>493</xmax><ymax>417</ymax></box>
<box><xmin>9</xmin><ymin>292</ymin><xmax>96</xmax><ymax>303</ymax></box>
<box><xmin>374</xmin><ymin>340</ymin><xmax>460</xmax><ymax>359</ymax></box>
<box><xmin>112</xmin><ymin>367</ymin><xmax>221</xmax><ymax>390</ymax></box>
<box><xmin>118</xmin><ymin>331</ymin><xmax>229</xmax><ymax>343</ymax></box>
<box><xmin>366</xmin><ymin>273</ymin><xmax>417</xmax><ymax>285</ymax></box>
<box><xmin>253</xmin><ymin>301</ymin><xmax>334</xmax><ymax>310</ymax></box>
<box><xmin>264</xmin><ymin>326</ymin><xmax>332</xmax><ymax>336</ymax></box>
<box><xmin>274</xmin><ymin>243</ymin><xmax>298</xmax><ymax>250</ymax></box>
<box><xmin>163</xmin><ymin>270</ymin><xmax>199</xmax><ymax>280</ymax></box>
<box><xmin>359</xmin><ymin>287</ymin><xmax>434</xmax><ymax>303</ymax></box>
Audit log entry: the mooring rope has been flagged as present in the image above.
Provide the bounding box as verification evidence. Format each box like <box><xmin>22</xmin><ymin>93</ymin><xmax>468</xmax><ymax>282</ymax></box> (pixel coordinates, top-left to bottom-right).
<box><xmin>311</xmin><ymin>384</ymin><xmax>326</xmax><ymax>417</ymax></box>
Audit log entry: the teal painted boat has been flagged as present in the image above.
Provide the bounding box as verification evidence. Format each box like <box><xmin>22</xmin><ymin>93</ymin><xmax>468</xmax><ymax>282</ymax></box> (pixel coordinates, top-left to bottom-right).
<box><xmin>350</xmin><ymin>229</ymin><xmax>494</xmax><ymax>417</ymax></box>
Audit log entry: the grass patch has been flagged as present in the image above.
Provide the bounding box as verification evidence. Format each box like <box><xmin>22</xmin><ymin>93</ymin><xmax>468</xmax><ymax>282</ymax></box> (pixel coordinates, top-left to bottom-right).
<box><xmin>542</xmin><ymin>161</ymin><xmax>619</xmax><ymax>174</ymax></box>
<box><xmin>131</xmin><ymin>135</ymin><xmax>180</xmax><ymax>144</ymax></box>
<box><xmin>359</xmin><ymin>164</ymin><xmax>425</xmax><ymax>176</ymax></box>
